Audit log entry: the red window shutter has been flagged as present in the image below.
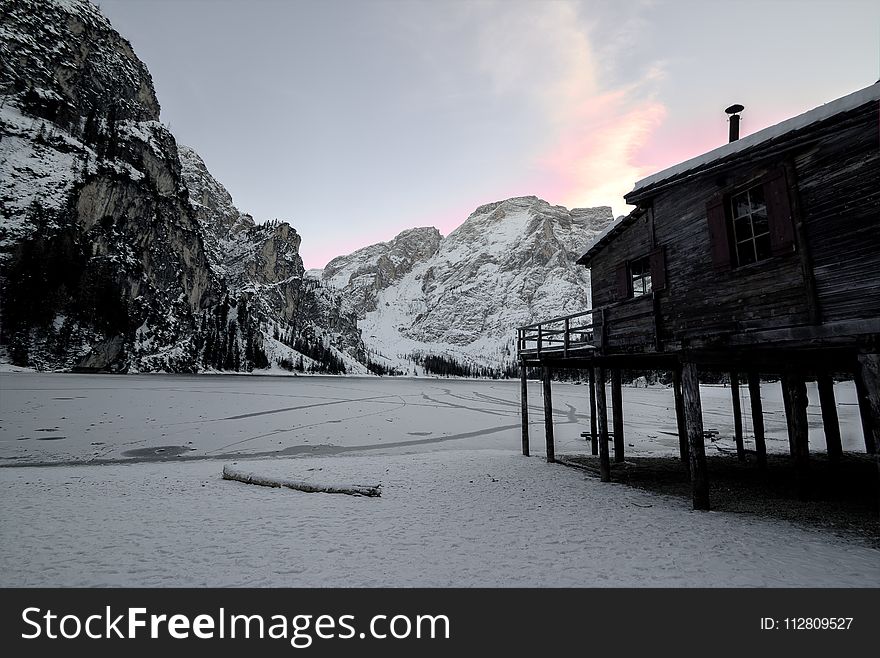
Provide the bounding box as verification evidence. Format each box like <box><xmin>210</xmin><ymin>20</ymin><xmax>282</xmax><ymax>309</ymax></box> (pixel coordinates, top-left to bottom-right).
<box><xmin>615</xmin><ymin>261</ymin><xmax>630</xmax><ymax>300</ymax></box>
<box><xmin>764</xmin><ymin>169</ymin><xmax>796</xmax><ymax>255</ymax></box>
<box><xmin>649</xmin><ymin>246</ymin><xmax>666</xmax><ymax>291</ymax></box>
<box><xmin>706</xmin><ymin>197</ymin><xmax>731</xmax><ymax>271</ymax></box>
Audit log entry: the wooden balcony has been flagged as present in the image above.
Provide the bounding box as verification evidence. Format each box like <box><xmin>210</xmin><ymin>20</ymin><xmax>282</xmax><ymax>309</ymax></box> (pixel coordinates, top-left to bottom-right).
<box><xmin>517</xmin><ymin>293</ymin><xmax>661</xmax><ymax>363</ymax></box>
<box><xmin>517</xmin><ymin>310</ymin><xmax>598</xmax><ymax>358</ymax></box>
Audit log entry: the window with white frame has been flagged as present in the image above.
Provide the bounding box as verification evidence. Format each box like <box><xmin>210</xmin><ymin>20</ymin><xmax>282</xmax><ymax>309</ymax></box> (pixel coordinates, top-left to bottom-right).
<box><xmin>730</xmin><ymin>185</ymin><xmax>772</xmax><ymax>267</ymax></box>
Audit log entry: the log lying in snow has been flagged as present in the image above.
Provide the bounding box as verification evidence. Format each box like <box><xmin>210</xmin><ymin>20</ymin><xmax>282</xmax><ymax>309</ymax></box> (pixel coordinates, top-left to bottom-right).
<box><xmin>222</xmin><ymin>465</ymin><xmax>381</xmax><ymax>497</ymax></box>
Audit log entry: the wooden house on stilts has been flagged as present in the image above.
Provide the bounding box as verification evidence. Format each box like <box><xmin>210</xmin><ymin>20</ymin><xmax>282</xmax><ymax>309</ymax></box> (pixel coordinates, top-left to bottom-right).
<box><xmin>517</xmin><ymin>82</ymin><xmax>880</xmax><ymax>511</ymax></box>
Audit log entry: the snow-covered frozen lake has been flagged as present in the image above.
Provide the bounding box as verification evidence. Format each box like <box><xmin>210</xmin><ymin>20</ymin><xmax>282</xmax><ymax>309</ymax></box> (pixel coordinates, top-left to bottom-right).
<box><xmin>0</xmin><ymin>372</ymin><xmax>868</xmax><ymax>465</ymax></box>
<box><xmin>1</xmin><ymin>372</ymin><xmax>877</xmax><ymax>587</ymax></box>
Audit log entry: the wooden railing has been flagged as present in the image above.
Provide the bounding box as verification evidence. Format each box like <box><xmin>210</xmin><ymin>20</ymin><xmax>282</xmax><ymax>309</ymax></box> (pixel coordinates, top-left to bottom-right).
<box><xmin>517</xmin><ymin>292</ymin><xmax>661</xmax><ymax>358</ymax></box>
<box><xmin>516</xmin><ymin>309</ymin><xmax>599</xmax><ymax>357</ymax></box>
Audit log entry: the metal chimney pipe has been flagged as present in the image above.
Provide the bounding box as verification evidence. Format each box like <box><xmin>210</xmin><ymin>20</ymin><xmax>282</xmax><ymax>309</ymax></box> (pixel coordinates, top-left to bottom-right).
<box><xmin>725</xmin><ymin>104</ymin><xmax>744</xmax><ymax>142</ymax></box>
<box><xmin>728</xmin><ymin>114</ymin><xmax>740</xmax><ymax>142</ymax></box>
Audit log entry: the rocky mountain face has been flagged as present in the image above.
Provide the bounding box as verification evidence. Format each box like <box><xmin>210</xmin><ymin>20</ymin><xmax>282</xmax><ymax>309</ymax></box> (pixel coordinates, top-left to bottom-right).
<box><xmin>323</xmin><ymin>226</ymin><xmax>442</xmax><ymax>319</ymax></box>
<box><xmin>323</xmin><ymin>196</ymin><xmax>614</xmax><ymax>373</ymax></box>
<box><xmin>176</xmin><ymin>146</ymin><xmax>364</xmax><ymax>369</ymax></box>
<box><xmin>0</xmin><ymin>0</ymin><xmax>363</xmax><ymax>373</ymax></box>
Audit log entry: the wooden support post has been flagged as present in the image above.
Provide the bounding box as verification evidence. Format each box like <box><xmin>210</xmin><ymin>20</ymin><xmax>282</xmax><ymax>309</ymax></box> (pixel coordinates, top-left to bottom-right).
<box><xmin>681</xmin><ymin>362</ymin><xmax>709</xmax><ymax>510</ymax></box>
<box><xmin>816</xmin><ymin>375</ymin><xmax>842</xmax><ymax>464</ymax></box>
<box><xmin>781</xmin><ymin>377</ymin><xmax>795</xmax><ymax>456</ymax></box>
<box><xmin>652</xmin><ymin>291</ymin><xmax>663</xmax><ymax>352</ymax></box>
<box><xmin>855</xmin><ymin>353</ymin><xmax>880</xmax><ymax>516</ymax></box>
<box><xmin>564</xmin><ymin>318</ymin><xmax>570</xmax><ymax>357</ymax></box>
<box><xmin>672</xmin><ymin>367</ymin><xmax>689</xmax><ymax>464</ymax></box>
<box><xmin>520</xmin><ymin>361</ymin><xmax>529</xmax><ymax>457</ymax></box>
<box><xmin>589</xmin><ymin>367</ymin><xmax>598</xmax><ymax>456</ymax></box>
<box><xmin>854</xmin><ymin>369</ymin><xmax>877</xmax><ymax>455</ymax></box>
<box><xmin>729</xmin><ymin>371</ymin><xmax>745</xmax><ymax>461</ymax></box>
<box><xmin>595</xmin><ymin>366</ymin><xmax>611</xmax><ymax>482</ymax></box>
<box><xmin>781</xmin><ymin>373</ymin><xmax>810</xmax><ymax>498</ymax></box>
<box><xmin>542</xmin><ymin>365</ymin><xmax>555</xmax><ymax>463</ymax></box>
<box><xmin>856</xmin><ymin>354</ymin><xmax>880</xmax><ymax>454</ymax></box>
<box><xmin>746</xmin><ymin>371</ymin><xmax>767</xmax><ymax>469</ymax></box>
<box><xmin>611</xmin><ymin>369</ymin><xmax>625</xmax><ymax>463</ymax></box>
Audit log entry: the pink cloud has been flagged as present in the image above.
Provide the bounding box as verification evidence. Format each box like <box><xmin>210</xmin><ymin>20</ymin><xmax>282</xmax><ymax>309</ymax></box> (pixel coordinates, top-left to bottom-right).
<box><xmin>532</xmin><ymin>88</ymin><xmax>667</xmax><ymax>213</ymax></box>
<box><xmin>618</xmin><ymin>103</ymin><xmax>820</xmax><ymax>197</ymax></box>
<box><xmin>633</xmin><ymin>111</ymin><xmax>720</xmax><ymax>168</ymax></box>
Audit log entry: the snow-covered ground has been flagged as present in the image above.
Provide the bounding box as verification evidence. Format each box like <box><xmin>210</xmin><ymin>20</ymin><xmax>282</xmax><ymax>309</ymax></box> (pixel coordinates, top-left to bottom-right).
<box><xmin>1</xmin><ymin>373</ymin><xmax>877</xmax><ymax>586</ymax></box>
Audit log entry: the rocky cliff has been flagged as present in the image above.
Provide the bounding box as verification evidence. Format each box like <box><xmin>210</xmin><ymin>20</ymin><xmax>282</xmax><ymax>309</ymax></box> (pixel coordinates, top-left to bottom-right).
<box><xmin>0</xmin><ymin>0</ymin><xmax>364</xmax><ymax>373</ymax></box>
<box><xmin>323</xmin><ymin>226</ymin><xmax>442</xmax><ymax>319</ymax></box>
<box><xmin>176</xmin><ymin>145</ymin><xmax>365</xmax><ymax>372</ymax></box>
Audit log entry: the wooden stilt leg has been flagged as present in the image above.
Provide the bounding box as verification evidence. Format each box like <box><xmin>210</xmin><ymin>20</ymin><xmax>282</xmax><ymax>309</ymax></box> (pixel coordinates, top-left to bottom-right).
<box><xmin>781</xmin><ymin>373</ymin><xmax>810</xmax><ymax>499</ymax></box>
<box><xmin>856</xmin><ymin>354</ymin><xmax>880</xmax><ymax>453</ymax></box>
<box><xmin>816</xmin><ymin>375</ymin><xmax>842</xmax><ymax>464</ymax></box>
<box><xmin>781</xmin><ymin>378</ymin><xmax>795</xmax><ymax>457</ymax></box>
<box><xmin>589</xmin><ymin>367</ymin><xmax>598</xmax><ymax>456</ymax></box>
<box><xmin>520</xmin><ymin>361</ymin><xmax>530</xmax><ymax>457</ymax></box>
<box><xmin>681</xmin><ymin>362</ymin><xmax>709</xmax><ymax>510</ymax></box>
<box><xmin>855</xmin><ymin>353</ymin><xmax>880</xmax><ymax>516</ymax></box>
<box><xmin>542</xmin><ymin>365</ymin><xmax>554</xmax><ymax>463</ymax></box>
<box><xmin>730</xmin><ymin>371</ymin><xmax>745</xmax><ymax>461</ymax></box>
<box><xmin>673</xmin><ymin>367</ymin><xmax>689</xmax><ymax>464</ymax></box>
<box><xmin>611</xmin><ymin>369</ymin><xmax>625</xmax><ymax>463</ymax></box>
<box><xmin>747</xmin><ymin>371</ymin><xmax>767</xmax><ymax>469</ymax></box>
<box><xmin>854</xmin><ymin>369</ymin><xmax>878</xmax><ymax>455</ymax></box>
<box><xmin>595</xmin><ymin>366</ymin><xmax>611</xmax><ymax>482</ymax></box>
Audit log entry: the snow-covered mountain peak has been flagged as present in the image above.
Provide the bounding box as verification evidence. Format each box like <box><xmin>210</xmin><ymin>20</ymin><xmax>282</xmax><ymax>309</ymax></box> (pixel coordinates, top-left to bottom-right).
<box><xmin>324</xmin><ymin>196</ymin><xmax>615</xmax><ymax>373</ymax></box>
<box><xmin>438</xmin><ymin>195</ymin><xmax>610</xmax><ymax>274</ymax></box>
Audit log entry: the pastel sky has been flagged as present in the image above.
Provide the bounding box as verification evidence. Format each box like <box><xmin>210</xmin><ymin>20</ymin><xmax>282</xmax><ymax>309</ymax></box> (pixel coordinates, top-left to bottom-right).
<box><xmin>99</xmin><ymin>0</ymin><xmax>880</xmax><ymax>269</ymax></box>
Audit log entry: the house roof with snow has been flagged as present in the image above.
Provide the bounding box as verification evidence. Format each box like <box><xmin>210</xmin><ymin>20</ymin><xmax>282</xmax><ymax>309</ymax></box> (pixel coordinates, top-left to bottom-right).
<box><xmin>576</xmin><ymin>81</ymin><xmax>880</xmax><ymax>266</ymax></box>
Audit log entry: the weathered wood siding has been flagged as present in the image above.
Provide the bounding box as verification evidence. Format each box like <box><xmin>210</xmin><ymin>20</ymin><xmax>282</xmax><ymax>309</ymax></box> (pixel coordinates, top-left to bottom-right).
<box><xmin>651</xmin><ymin>162</ymin><xmax>807</xmax><ymax>340</ymax></box>
<box><xmin>794</xmin><ymin>104</ymin><xmax>880</xmax><ymax>323</ymax></box>
<box><xmin>587</xmin><ymin>100</ymin><xmax>879</xmax><ymax>351</ymax></box>
<box><xmin>589</xmin><ymin>213</ymin><xmax>653</xmax><ymax>309</ymax></box>
<box><xmin>602</xmin><ymin>295</ymin><xmax>656</xmax><ymax>350</ymax></box>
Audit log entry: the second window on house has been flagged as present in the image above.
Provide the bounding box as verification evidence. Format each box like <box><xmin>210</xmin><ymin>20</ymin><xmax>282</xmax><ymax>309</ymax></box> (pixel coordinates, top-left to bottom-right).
<box><xmin>630</xmin><ymin>255</ymin><xmax>652</xmax><ymax>297</ymax></box>
<box><xmin>615</xmin><ymin>247</ymin><xmax>665</xmax><ymax>300</ymax></box>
